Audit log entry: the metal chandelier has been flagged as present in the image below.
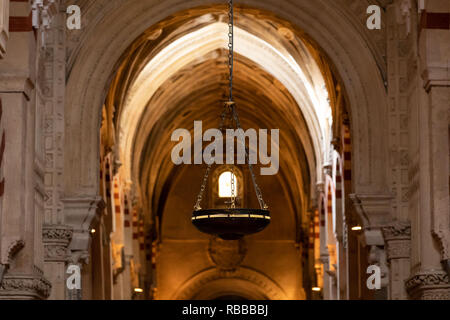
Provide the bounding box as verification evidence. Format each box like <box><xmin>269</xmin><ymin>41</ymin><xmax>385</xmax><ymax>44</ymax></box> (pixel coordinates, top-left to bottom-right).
<box><xmin>191</xmin><ymin>0</ymin><xmax>271</xmax><ymax>240</ymax></box>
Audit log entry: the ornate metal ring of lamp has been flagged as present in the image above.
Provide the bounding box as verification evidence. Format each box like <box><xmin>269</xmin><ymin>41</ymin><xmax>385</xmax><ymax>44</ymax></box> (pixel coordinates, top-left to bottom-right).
<box><xmin>191</xmin><ymin>0</ymin><xmax>271</xmax><ymax>240</ymax></box>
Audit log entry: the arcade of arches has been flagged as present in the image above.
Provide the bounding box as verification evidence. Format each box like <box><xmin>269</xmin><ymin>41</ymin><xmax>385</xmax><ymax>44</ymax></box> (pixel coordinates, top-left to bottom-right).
<box><xmin>0</xmin><ymin>0</ymin><xmax>449</xmax><ymax>300</ymax></box>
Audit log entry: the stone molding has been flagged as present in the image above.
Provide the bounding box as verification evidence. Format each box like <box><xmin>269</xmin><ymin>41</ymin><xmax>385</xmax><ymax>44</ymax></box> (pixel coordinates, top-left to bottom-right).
<box><xmin>434</xmin><ymin>230</ymin><xmax>450</xmax><ymax>258</ymax></box>
<box><xmin>63</xmin><ymin>196</ymin><xmax>103</xmax><ymax>248</ymax></box>
<box><xmin>350</xmin><ymin>194</ymin><xmax>393</xmax><ymax>224</ymax></box>
<box><xmin>0</xmin><ymin>77</ymin><xmax>35</xmax><ymax>100</ymax></box>
<box><xmin>0</xmin><ymin>239</ymin><xmax>25</xmax><ymax>286</ymax></box>
<box><xmin>350</xmin><ymin>194</ymin><xmax>393</xmax><ymax>246</ymax></box>
<box><xmin>422</xmin><ymin>68</ymin><xmax>450</xmax><ymax>91</ymax></box>
<box><xmin>0</xmin><ymin>239</ymin><xmax>25</xmax><ymax>266</ymax></box>
<box><xmin>405</xmin><ymin>270</ymin><xmax>450</xmax><ymax>300</ymax></box>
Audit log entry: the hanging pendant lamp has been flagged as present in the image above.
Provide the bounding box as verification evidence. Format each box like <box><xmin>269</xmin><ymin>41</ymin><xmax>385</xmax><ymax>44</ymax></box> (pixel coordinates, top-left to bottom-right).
<box><xmin>191</xmin><ymin>0</ymin><xmax>270</xmax><ymax>240</ymax></box>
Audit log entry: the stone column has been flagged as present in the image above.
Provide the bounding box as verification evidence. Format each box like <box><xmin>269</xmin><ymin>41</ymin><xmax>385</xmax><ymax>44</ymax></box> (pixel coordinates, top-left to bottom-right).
<box><xmin>43</xmin><ymin>225</ymin><xmax>73</xmax><ymax>299</ymax></box>
<box><xmin>0</xmin><ymin>0</ymin><xmax>51</xmax><ymax>298</ymax></box>
<box><xmin>0</xmin><ymin>82</ymin><xmax>52</xmax><ymax>300</ymax></box>
<box><xmin>406</xmin><ymin>83</ymin><xmax>450</xmax><ymax>299</ymax></box>
<box><xmin>382</xmin><ymin>221</ymin><xmax>411</xmax><ymax>299</ymax></box>
<box><xmin>405</xmin><ymin>0</ymin><xmax>450</xmax><ymax>300</ymax></box>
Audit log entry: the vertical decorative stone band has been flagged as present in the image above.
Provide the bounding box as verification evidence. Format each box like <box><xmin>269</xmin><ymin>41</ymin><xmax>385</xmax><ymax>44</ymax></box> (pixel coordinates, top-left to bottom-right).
<box><xmin>0</xmin><ymin>98</ymin><xmax>4</xmax><ymax>198</ymax></box>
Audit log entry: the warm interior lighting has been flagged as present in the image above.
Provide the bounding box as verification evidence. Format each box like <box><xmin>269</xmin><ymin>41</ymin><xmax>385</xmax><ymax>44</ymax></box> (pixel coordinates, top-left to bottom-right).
<box><xmin>218</xmin><ymin>171</ymin><xmax>238</xmax><ymax>198</ymax></box>
<box><xmin>119</xmin><ymin>22</ymin><xmax>331</xmax><ymax>184</ymax></box>
<box><xmin>312</xmin><ymin>287</ymin><xmax>321</xmax><ymax>292</ymax></box>
<box><xmin>351</xmin><ymin>226</ymin><xmax>362</xmax><ymax>231</ymax></box>
<box><xmin>134</xmin><ymin>288</ymin><xmax>144</xmax><ymax>293</ymax></box>
<box><xmin>90</xmin><ymin>229</ymin><xmax>96</xmax><ymax>234</ymax></box>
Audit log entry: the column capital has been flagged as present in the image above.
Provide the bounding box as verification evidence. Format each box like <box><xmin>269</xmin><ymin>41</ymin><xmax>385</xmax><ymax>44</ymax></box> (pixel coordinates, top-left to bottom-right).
<box><xmin>323</xmin><ymin>164</ymin><xmax>332</xmax><ymax>177</ymax></box>
<box><xmin>382</xmin><ymin>221</ymin><xmax>411</xmax><ymax>241</ymax></box>
<box><xmin>406</xmin><ymin>270</ymin><xmax>450</xmax><ymax>300</ymax></box>
<box><xmin>0</xmin><ymin>273</ymin><xmax>51</xmax><ymax>300</ymax></box>
<box><xmin>43</xmin><ymin>224</ymin><xmax>73</xmax><ymax>263</ymax></box>
<box><xmin>316</xmin><ymin>181</ymin><xmax>325</xmax><ymax>194</ymax></box>
<box><xmin>382</xmin><ymin>221</ymin><xmax>411</xmax><ymax>262</ymax></box>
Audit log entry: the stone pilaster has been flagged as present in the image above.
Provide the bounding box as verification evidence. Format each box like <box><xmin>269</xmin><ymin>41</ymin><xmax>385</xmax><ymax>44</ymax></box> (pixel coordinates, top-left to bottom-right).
<box><xmin>39</xmin><ymin>5</ymin><xmax>68</xmax><ymax>300</ymax></box>
<box><xmin>63</xmin><ymin>196</ymin><xmax>104</xmax><ymax>300</ymax></box>
<box><xmin>43</xmin><ymin>225</ymin><xmax>73</xmax><ymax>299</ymax></box>
<box><xmin>419</xmin><ymin>1</ymin><xmax>450</xmax><ymax>267</ymax></box>
<box><xmin>64</xmin><ymin>196</ymin><xmax>103</xmax><ymax>255</ymax></box>
<box><xmin>406</xmin><ymin>0</ymin><xmax>450</xmax><ymax>300</ymax></box>
<box><xmin>382</xmin><ymin>221</ymin><xmax>411</xmax><ymax>299</ymax></box>
<box><xmin>0</xmin><ymin>0</ymin><xmax>51</xmax><ymax>297</ymax></box>
<box><xmin>350</xmin><ymin>194</ymin><xmax>393</xmax><ymax>298</ymax></box>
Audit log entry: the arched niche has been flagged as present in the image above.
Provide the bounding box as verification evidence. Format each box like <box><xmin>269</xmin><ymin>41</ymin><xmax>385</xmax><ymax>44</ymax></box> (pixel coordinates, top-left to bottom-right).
<box><xmin>172</xmin><ymin>267</ymin><xmax>289</xmax><ymax>300</ymax></box>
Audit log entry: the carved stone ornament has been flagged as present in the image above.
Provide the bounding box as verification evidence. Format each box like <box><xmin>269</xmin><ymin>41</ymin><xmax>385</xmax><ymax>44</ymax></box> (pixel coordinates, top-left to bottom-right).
<box><xmin>0</xmin><ymin>274</ymin><xmax>52</xmax><ymax>300</ymax></box>
<box><xmin>382</xmin><ymin>221</ymin><xmax>411</xmax><ymax>241</ymax></box>
<box><xmin>0</xmin><ymin>240</ymin><xmax>25</xmax><ymax>288</ymax></box>
<box><xmin>43</xmin><ymin>225</ymin><xmax>73</xmax><ymax>262</ymax></box>
<box><xmin>405</xmin><ymin>270</ymin><xmax>450</xmax><ymax>300</ymax></box>
<box><xmin>433</xmin><ymin>229</ymin><xmax>450</xmax><ymax>262</ymax></box>
<box><xmin>208</xmin><ymin>236</ymin><xmax>247</xmax><ymax>272</ymax></box>
<box><xmin>43</xmin><ymin>225</ymin><xmax>73</xmax><ymax>241</ymax></box>
<box><xmin>382</xmin><ymin>221</ymin><xmax>411</xmax><ymax>262</ymax></box>
<box><xmin>1</xmin><ymin>240</ymin><xmax>25</xmax><ymax>265</ymax></box>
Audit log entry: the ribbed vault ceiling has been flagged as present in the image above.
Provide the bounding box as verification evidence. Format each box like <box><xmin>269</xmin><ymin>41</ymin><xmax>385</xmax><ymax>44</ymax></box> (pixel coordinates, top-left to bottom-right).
<box><xmin>105</xmin><ymin>5</ymin><xmax>334</xmax><ymax>230</ymax></box>
<box><xmin>137</xmin><ymin>52</ymin><xmax>312</xmax><ymax>224</ymax></box>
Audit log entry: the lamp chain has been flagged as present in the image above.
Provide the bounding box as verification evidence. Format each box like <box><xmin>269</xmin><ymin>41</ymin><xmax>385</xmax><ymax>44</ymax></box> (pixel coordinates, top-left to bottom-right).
<box><xmin>228</xmin><ymin>0</ymin><xmax>234</xmax><ymax>102</ymax></box>
<box><xmin>193</xmin><ymin>0</ymin><xmax>268</xmax><ymax>211</ymax></box>
<box><xmin>228</xmin><ymin>0</ymin><xmax>237</xmax><ymax>209</ymax></box>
